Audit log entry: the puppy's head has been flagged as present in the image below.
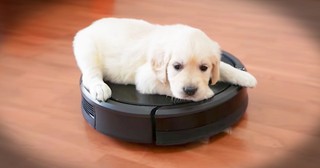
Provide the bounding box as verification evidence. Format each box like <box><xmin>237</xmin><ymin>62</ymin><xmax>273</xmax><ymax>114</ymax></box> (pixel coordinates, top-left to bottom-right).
<box><xmin>151</xmin><ymin>27</ymin><xmax>221</xmax><ymax>101</ymax></box>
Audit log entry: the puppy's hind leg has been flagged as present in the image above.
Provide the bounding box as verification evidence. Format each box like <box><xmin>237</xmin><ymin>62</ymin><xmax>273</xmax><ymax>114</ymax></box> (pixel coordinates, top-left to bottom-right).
<box><xmin>219</xmin><ymin>62</ymin><xmax>257</xmax><ymax>87</ymax></box>
<box><xmin>73</xmin><ymin>32</ymin><xmax>111</xmax><ymax>101</ymax></box>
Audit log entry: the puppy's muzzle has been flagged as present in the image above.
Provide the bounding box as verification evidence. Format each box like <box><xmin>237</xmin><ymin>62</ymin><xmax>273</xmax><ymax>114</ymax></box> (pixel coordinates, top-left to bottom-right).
<box><xmin>183</xmin><ymin>86</ymin><xmax>198</xmax><ymax>96</ymax></box>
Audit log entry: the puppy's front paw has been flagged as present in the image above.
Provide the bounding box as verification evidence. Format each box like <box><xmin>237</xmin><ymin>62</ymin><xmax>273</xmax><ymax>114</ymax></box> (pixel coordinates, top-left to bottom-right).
<box><xmin>89</xmin><ymin>83</ymin><xmax>112</xmax><ymax>101</ymax></box>
<box><xmin>204</xmin><ymin>90</ymin><xmax>215</xmax><ymax>99</ymax></box>
<box><xmin>239</xmin><ymin>72</ymin><xmax>257</xmax><ymax>88</ymax></box>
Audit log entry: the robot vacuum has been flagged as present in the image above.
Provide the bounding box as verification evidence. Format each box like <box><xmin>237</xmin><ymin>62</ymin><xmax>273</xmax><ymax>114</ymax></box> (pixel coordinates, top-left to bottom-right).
<box><xmin>80</xmin><ymin>51</ymin><xmax>249</xmax><ymax>145</ymax></box>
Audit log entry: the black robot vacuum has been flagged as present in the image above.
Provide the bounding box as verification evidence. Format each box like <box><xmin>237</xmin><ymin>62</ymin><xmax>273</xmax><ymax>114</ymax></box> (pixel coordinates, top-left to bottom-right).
<box><xmin>80</xmin><ymin>51</ymin><xmax>249</xmax><ymax>145</ymax></box>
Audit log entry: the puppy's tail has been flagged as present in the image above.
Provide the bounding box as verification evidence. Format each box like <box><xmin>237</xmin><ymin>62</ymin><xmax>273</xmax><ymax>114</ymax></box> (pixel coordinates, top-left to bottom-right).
<box><xmin>219</xmin><ymin>62</ymin><xmax>257</xmax><ymax>88</ymax></box>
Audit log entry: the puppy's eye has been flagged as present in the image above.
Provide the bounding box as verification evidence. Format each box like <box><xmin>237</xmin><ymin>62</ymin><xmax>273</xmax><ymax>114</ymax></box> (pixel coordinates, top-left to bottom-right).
<box><xmin>173</xmin><ymin>63</ymin><xmax>183</xmax><ymax>70</ymax></box>
<box><xmin>199</xmin><ymin>65</ymin><xmax>208</xmax><ymax>72</ymax></box>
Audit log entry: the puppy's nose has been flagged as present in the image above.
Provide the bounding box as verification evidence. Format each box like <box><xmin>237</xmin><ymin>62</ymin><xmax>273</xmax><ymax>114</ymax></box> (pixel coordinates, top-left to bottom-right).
<box><xmin>183</xmin><ymin>86</ymin><xmax>198</xmax><ymax>96</ymax></box>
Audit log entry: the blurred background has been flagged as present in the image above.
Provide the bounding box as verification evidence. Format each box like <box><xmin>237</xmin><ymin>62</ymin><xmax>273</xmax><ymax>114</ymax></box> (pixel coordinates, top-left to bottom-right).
<box><xmin>0</xmin><ymin>0</ymin><xmax>319</xmax><ymax>168</ymax></box>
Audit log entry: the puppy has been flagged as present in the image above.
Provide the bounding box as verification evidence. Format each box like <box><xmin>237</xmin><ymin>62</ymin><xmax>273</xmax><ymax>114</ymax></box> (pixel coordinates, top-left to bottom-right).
<box><xmin>73</xmin><ymin>18</ymin><xmax>257</xmax><ymax>102</ymax></box>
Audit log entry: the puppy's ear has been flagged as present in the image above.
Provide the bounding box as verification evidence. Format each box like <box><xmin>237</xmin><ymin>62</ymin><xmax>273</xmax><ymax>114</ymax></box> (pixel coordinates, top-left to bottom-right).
<box><xmin>210</xmin><ymin>56</ymin><xmax>220</xmax><ymax>85</ymax></box>
<box><xmin>151</xmin><ymin>51</ymin><xmax>170</xmax><ymax>84</ymax></box>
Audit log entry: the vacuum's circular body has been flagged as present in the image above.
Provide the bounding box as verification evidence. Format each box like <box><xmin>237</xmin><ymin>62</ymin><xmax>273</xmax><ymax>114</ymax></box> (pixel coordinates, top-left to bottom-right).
<box><xmin>80</xmin><ymin>51</ymin><xmax>248</xmax><ymax>145</ymax></box>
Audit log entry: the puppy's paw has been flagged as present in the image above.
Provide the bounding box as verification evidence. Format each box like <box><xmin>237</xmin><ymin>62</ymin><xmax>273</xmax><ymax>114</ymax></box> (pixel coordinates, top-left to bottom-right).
<box><xmin>239</xmin><ymin>71</ymin><xmax>257</xmax><ymax>88</ymax></box>
<box><xmin>89</xmin><ymin>83</ymin><xmax>112</xmax><ymax>101</ymax></box>
<box><xmin>204</xmin><ymin>90</ymin><xmax>215</xmax><ymax>99</ymax></box>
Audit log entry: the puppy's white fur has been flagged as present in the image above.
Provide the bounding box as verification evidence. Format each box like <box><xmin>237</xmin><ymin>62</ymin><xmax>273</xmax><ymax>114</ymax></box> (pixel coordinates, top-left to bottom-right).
<box><xmin>73</xmin><ymin>18</ymin><xmax>257</xmax><ymax>102</ymax></box>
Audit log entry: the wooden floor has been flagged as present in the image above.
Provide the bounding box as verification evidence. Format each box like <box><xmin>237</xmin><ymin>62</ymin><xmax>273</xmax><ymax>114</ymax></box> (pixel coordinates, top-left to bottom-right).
<box><xmin>1</xmin><ymin>0</ymin><xmax>319</xmax><ymax>168</ymax></box>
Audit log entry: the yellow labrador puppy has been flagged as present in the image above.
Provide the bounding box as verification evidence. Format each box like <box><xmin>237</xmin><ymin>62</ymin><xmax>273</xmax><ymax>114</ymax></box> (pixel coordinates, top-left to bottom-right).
<box><xmin>73</xmin><ymin>18</ymin><xmax>256</xmax><ymax>102</ymax></box>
